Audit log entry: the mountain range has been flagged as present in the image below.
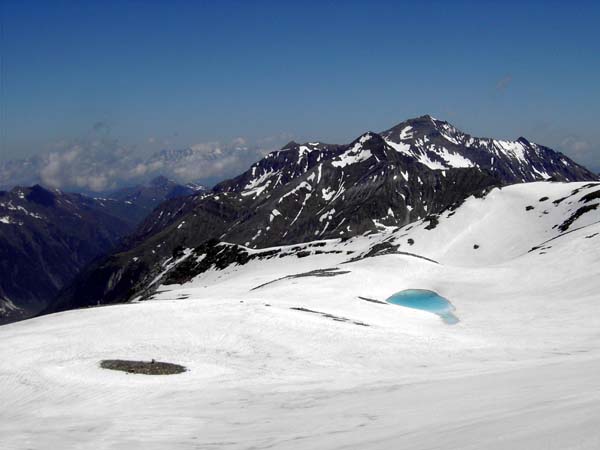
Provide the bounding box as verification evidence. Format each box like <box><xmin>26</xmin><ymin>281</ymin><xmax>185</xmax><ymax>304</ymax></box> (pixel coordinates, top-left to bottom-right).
<box><xmin>44</xmin><ymin>115</ymin><xmax>598</xmax><ymax>315</ymax></box>
<box><xmin>0</xmin><ymin>177</ymin><xmax>203</xmax><ymax>323</ymax></box>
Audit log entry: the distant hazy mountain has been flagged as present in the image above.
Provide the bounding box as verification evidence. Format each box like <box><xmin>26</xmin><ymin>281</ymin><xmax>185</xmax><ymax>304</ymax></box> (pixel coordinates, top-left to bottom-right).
<box><xmin>107</xmin><ymin>175</ymin><xmax>205</xmax><ymax>215</ymax></box>
<box><xmin>0</xmin><ymin>185</ymin><xmax>135</xmax><ymax>323</ymax></box>
<box><xmin>45</xmin><ymin>115</ymin><xmax>598</xmax><ymax>314</ymax></box>
<box><xmin>0</xmin><ymin>176</ymin><xmax>203</xmax><ymax>324</ymax></box>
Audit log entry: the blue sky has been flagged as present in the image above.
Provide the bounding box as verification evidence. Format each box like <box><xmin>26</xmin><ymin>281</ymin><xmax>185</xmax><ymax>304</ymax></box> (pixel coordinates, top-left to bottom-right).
<box><xmin>1</xmin><ymin>0</ymin><xmax>599</xmax><ymax>176</ymax></box>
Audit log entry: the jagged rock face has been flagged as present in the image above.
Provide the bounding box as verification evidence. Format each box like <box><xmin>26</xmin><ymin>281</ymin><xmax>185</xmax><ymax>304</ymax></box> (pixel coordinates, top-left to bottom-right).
<box><xmin>214</xmin><ymin>141</ymin><xmax>345</xmax><ymax>193</ymax></box>
<box><xmin>46</xmin><ymin>116</ymin><xmax>598</xmax><ymax>315</ymax></box>
<box><xmin>120</xmin><ymin>133</ymin><xmax>501</xmax><ymax>251</ymax></box>
<box><xmin>211</xmin><ymin>133</ymin><xmax>498</xmax><ymax>247</ymax></box>
<box><xmin>0</xmin><ymin>185</ymin><xmax>139</xmax><ymax>323</ymax></box>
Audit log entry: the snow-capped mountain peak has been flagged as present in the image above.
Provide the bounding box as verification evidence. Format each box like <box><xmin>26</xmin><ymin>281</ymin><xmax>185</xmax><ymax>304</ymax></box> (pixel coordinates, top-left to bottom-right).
<box><xmin>380</xmin><ymin>116</ymin><xmax>595</xmax><ymax>181</ymax></box>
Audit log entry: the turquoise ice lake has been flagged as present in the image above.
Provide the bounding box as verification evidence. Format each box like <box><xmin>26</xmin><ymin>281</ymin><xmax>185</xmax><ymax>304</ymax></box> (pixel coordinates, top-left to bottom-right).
<box><xmin>386</xmin><ymin>289</ymin><xmax>459</xmax><ymax>324</ymax></box>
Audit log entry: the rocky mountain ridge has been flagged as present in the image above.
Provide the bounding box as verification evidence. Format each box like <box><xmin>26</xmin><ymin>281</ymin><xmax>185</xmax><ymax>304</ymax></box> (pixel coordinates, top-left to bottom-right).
<box><xmin>45</xmin><ymin>116</ymin><xmax>598</xmax><ymax>314</ymax></box>
<box><xmin>0</xmin><ymin>176</ymin><xmax>201</xmax><ymax>323</ymax></box>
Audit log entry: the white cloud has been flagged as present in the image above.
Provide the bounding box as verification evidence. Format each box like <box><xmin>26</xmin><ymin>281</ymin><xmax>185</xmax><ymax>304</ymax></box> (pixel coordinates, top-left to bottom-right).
<box><xmin>232</xmin><ymin>137</ymin><xmax>246</xmax><ymax>147</ymax></box>
<box><xmin>189</xmin><ymin>142</ymin><xmax>223</xmax><ymax>155</ymax></box>
<box><xmin>130</xmin><ymin>163</ymin><xmax>149</xmax><ymax>177</ymax></box>
<box><xmin>0</xmin><ymin>131</ymin><xmax>290</xmax><ymax>192</ymax></box>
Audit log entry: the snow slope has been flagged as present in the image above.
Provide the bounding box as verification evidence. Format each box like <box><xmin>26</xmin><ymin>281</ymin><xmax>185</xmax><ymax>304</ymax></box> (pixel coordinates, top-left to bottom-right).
<box><xmin>1</xmin><ymin>181</ymin><xmax>599</xmax><ymax>449</ymax></box>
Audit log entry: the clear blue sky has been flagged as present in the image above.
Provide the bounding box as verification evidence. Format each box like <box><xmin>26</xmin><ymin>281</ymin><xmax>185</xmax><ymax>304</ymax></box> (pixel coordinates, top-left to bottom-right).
<box><xmin>1</xmin><ymin>0</ymin><xmax>599</xmax><ymax>171</ymax></box>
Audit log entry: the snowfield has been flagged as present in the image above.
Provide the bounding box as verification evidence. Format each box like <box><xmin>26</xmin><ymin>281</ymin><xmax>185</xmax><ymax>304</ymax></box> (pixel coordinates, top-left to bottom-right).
<box><xmin>1</xmin><ymin>181</ymin><xmax>600</xmax><ymax>449</ymax></box>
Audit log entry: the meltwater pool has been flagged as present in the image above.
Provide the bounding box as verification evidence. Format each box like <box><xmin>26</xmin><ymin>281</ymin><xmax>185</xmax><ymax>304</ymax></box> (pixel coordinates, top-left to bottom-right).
<box><xmin>386</xmin><ymin>289</ymin><xmax>459</xmax><ymax>324</ymax></box>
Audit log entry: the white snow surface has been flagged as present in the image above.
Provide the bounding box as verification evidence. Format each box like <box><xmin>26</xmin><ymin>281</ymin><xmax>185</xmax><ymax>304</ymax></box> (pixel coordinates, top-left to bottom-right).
<box><xmin>383</xmin><ymin>138</ymin><xmax>413</xmax><ymax>157</ymax></box>
<box><xmin>1</xmin><ymin>181</ymin><xmax>600</xmax><ymax>449</ymax></box>
<box><xmin>332</xmin><ymin>141</ymin><xmax>372</xmax><ymax>168</ymax></box>
<box><xmin>384</xmin><ymin>137</ymin><xmax>471</xmax><ymax>170</ymax></box>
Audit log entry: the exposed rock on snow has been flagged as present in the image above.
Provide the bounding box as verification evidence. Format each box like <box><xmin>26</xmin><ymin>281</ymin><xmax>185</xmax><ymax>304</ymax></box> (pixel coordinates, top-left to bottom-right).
<box><xmin>100</xmin><ymin>359</ymin><xmax>187</xmax><ymax>375</ymax></box>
